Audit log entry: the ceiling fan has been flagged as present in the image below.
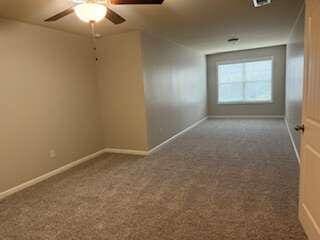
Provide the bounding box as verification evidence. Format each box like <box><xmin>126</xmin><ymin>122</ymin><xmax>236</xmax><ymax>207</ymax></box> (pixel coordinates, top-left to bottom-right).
<box><xmin>44</xmin><ymin>0</ymin><xmax>165</xmax><ymax>25</ymax></box>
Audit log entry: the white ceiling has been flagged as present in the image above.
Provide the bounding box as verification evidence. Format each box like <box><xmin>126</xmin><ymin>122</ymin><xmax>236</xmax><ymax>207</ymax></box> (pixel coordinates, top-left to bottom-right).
<box><xmin>0</xmin><ymin>0</ymin><xmax>303</xmax><ymax>54</ymax></box>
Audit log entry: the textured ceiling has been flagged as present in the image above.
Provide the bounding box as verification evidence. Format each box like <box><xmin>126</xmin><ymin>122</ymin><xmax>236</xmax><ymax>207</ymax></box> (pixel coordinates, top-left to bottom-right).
<box><xmin>0</xmin><ymin>0</ymin><xmax>303</xmax><ymax>54</ymax></box>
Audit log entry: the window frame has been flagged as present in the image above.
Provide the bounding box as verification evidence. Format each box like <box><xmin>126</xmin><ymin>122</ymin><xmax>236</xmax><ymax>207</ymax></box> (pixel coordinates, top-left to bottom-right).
<box><xmin>216</xmin><ymin>57</ymin><xmax>274</xmax><ymax>105</ymax></box>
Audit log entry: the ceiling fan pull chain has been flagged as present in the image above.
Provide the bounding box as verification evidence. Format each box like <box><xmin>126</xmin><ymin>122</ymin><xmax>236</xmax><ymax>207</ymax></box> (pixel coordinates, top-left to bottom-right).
<box><xmin>89</xmin><ymin>21</ymin><xmax>100</xmax><ymax>61</ymax></box>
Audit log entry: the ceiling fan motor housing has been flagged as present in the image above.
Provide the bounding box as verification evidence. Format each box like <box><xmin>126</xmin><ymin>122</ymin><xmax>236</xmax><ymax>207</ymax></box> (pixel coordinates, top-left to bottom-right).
<box><xmin>72</xmin><ymin>0</ymin><xmax>106</xmax><ymax>4</ymax></box>
<box><xmin>45</xmin><ymin>0</ymin><xmax>164</xmax><ymax>23</ymax></box>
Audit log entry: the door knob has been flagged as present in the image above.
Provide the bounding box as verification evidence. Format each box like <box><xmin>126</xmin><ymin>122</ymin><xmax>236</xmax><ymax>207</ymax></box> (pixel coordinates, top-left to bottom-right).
<box><xmin>295</xmin><ymin>124</ymin><xmax>305</xmax><ymax>132</ymax></box>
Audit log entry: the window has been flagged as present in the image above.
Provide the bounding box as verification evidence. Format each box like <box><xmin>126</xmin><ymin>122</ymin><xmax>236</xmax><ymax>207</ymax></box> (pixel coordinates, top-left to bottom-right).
<box><xmin>217</xmin><ymin>58</ymin><xmax>273</xmax><ymax>104</ymax></box>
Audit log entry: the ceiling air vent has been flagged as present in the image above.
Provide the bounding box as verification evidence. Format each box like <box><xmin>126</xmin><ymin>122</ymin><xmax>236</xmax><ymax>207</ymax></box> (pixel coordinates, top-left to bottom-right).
<box><xmin>253</xmin><ymin>0</ymin><xmax>272</xmax><ymax>7</ymax></box>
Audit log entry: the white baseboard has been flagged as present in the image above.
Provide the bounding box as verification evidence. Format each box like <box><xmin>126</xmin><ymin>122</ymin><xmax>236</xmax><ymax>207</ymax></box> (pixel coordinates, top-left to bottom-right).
<box><xmin>148</xmin><ymin>117</ymin><xmax>208</xmax><ymax>154</ymax></box>
<box><xmin>104</xmin><ymin>148</ymin><xmax>148</xmax><ymax>156</ymax></box>
<box><xmin>104</xmin><ymin>117</ymin><xmax>208</xmax><ymax>156</ymax></box>
<box><xmin>285</xmin><ymin>118</ymin><xmax>301</xmax><ymax>164</ymax></box>
<box><xmin>0</xmin><ymin>149</ymin><xmax>106</xmax><ymax>201</ymax></box>
<box><xmin>208</xmin><ymin>115</ymin><xmax>285</xmax><ymax>119</ymax></box>
<box><xmin>0</xmin><ymin>117</ymin><xmax>208</xmax><ymax>201</ymax></box>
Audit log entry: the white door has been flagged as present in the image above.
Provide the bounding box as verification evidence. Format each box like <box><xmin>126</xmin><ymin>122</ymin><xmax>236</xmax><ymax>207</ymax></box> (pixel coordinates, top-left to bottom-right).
<box><xmin>299</xmin><ymin>0</ymin><xmax>320</xmax><ymax>239</ymax></box>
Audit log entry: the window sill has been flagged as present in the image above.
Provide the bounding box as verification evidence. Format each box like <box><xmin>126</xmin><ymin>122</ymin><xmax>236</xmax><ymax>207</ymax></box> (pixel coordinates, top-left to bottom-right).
<box><xmin>217</xmin><ymin>101</ymin><xmax>274</xmax><ymax>105</ymax></box>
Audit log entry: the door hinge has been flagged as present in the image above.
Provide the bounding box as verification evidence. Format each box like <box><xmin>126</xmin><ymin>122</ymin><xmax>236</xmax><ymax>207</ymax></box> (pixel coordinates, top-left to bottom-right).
<box><xmin>295</xmin><ymin>124</ymin><xmax>305</xmax><ymax>132</ymax></box>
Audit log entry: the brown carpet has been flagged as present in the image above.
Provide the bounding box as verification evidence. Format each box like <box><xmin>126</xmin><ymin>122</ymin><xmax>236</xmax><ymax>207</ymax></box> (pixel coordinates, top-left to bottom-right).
<box><xmin>0</xmin><ymin>119</ymin><xmax>307</xmax><ymax>239</ymax></box>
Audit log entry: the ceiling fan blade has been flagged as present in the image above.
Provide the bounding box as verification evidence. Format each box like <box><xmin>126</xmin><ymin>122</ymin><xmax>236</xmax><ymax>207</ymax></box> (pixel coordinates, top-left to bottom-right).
<box><xmin>106</xmin><ymin>8</ymin><xmax>126</xmax><ymax>24</ymax></box>
<box><xmin>44</xmin><ymin>7</ymin><xmax>74</xmax><ymax>22</ymax></box>
<box><xmin>110</xmin><ymin>0</ymin><xmax>164</xmax><ymax>4</ymax></box>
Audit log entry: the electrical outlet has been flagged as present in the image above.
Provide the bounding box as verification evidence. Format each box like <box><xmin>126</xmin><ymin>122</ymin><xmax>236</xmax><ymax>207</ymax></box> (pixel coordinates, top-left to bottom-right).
<box><xmin>49</xmin><ymin>150</ymin><xmax>56</xmax><ymax>158</ymax></box>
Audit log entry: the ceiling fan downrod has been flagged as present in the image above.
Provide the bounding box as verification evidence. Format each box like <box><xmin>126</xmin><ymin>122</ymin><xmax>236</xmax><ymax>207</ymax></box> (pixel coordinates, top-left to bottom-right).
<box><xmin>89</xmin><ymin>21</ymin><xmax>102</xmax><ymax>39</ymax></box>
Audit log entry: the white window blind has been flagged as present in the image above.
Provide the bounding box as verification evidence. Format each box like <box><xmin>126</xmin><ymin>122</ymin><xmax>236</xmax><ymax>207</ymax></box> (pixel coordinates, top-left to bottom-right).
<box><xmin>217</xmin><ymin>59</ymin><xmax>273</xmax><ymax>104</ymax></box>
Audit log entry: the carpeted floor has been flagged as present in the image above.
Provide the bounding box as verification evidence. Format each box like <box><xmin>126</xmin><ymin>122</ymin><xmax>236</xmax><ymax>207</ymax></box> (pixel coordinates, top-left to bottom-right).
<box><xmin>0</xmin><ymin>119</ymin><xmax>307</xmax><ymax>239</ymax></box>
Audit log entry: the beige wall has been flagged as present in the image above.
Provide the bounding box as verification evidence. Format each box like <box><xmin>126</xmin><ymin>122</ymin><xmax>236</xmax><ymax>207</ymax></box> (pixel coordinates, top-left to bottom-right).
<box><xmin>286</xmin><ymin>7</ymin><xmax>305</xmax><ymax>153</ymax></box>
<box><xmin>207</xmin><ymin>46</ymin><xmax>286</xmax><ymax>116</ymax></box>
<box><xmin>141</xmin><ymin>33</ymin><xmax>207</xmax><ymax>149</ymax></box>
<box><xmin>96</xmin><ymin>32</ymin><xmax>207</xmax><ymax>151</ymax></box>
<box><xmin>0</xmin><ymin>24</ymin><xmax>207</xmax><ymax>193</ymax></box>
<box><xmin>0</xmin><ymin>19</ymin><xmax>104</xmax><ymax>193</ymax></box>
<box><xmin>96</xmin><ymin>32</ymin><xmax>149</xmax><ymax>151</ymax></box>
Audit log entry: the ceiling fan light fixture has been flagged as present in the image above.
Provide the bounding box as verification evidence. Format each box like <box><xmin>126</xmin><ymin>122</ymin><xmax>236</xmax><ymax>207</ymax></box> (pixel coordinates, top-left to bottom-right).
<box><xmin>74</xmin><ymin>3</ymin><xmax>107</xmax><ymax>23</ymax></box>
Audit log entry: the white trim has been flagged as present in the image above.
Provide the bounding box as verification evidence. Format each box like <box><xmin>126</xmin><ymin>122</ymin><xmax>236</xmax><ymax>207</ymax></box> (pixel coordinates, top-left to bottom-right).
<box><xmin>104</xmin><ymin>148</ymin><xmax>148</xmax><ymax>156</ymax></box>
<box><xmin>0</xmin><ymin>117</ymin><xmax>208</xmax><ymax>200</ymax></box>
<box><xmin>104</xmin><ymin>117</ymin><xmax>208</xmax><ymax>155</ymax></box>
<box><xmin>208</xmin><ymin>115</ymin><xmax>284</xmax><ymax>119</ymax></box>
<box><xmin>148</xmin><ymin>117</ymin><xmax>208</xmax><ymax>154</ymax></box>
<box><xmin>215</xmin><ymin>56</ymin><xmax>274</xmax><ymax>66</ymax></box>
<box><xmin>0</xmin><ymin>149</ymin><xmax>106</xmax><ymax>201</ymax></box>
<box><xmin>216</xmin><ymin>57</ymin><xmax>274</xmax><ymax>105</ymax></box>
<box><xmin>285</xmin><ymin>118</ymin><xmax>301</xmax><ymax>164</ymax></box>
<box><xmin>217</xmin><ymin>100</ymin><xmax>274</xmax><ymax>105</ymax></box>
